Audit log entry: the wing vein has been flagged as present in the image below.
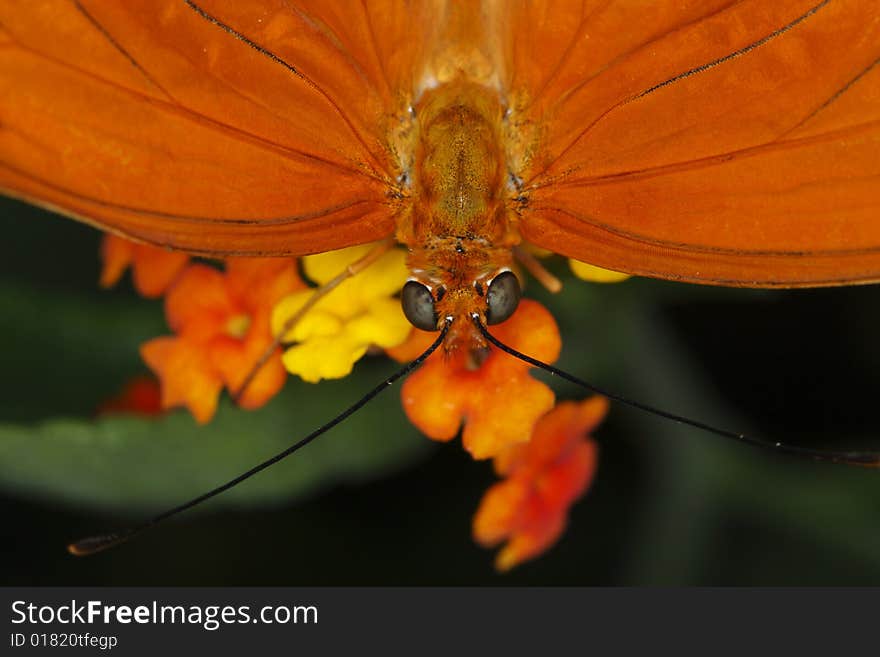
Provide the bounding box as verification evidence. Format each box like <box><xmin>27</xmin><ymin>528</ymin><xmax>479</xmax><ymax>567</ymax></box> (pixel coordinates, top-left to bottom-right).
<box><xmin>538</xmin><ymin>0</ymin><xmax>744</xmax><ymax>123</ymax></box>
<box><xmin>778</xmin><ymin>54</ymin><xmax>880</xmax><ymax>139</ymax></box>
<box><xmin>628</xmin><ymin>0</ymin><xmax>830</xmax><ymax>104</ymax></box>
<box><xmin>71</xmin><ymin>0</ymin><xmax>176</xmax><ymax>104</ymax></box>
<box><xmin>184</xmin><ymin>0</ymin><xmax>388</xmax><ymax>177</ymax></box>
<box><xmin>534</xmin><ymin>198</ymin><xmax>880</xmax><ymax>258</ymax></box>
<box><xmin>533</xmin><ymin>119</ymin><xmax>880</xmax><ymax>189</ymax></box>
<box><xmin>0</xmin><ymin>161</ymin><xmax>381</xmax><ymax>227</ymax></box>
<box><xmin>523</xmin><ymin>0</ymin><xmax>611</xmax><ymax>111</ymax></box>
<box><xmin>360</xmin><ymin>0</ymin><xmax>393</xmax><ymax>98</ymax></box>
<box><xmin>6</xmin><ymin>37</ymin><xmax>382</xmax><ymax>180</ymax></box>
<box><xmin>527</xmin><ymin>0</ymin><xmax>831</xmax><ymax>186</ymax></box>
<box><xmin>283</xmin><ymin>0</ymin><xmax>386</xmax><ymax>100</ymax></box>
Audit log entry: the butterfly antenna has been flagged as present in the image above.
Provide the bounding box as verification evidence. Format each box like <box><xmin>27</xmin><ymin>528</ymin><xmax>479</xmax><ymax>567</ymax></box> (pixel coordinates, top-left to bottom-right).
<box><xmin>474</xmin><ymin>316</ymin><xmax>880</xmax><ymax>466</ymax></box>
<box><xmin>68</xmin><ymin>319</ymin><xmax>451</xmax><ymax>557</ymax></box>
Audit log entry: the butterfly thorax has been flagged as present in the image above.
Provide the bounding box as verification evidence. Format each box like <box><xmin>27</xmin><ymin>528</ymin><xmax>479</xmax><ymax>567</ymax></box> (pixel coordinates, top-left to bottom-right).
<box><xmin>394</xmin><ymin>80</ymin><xmax>519</xmax><ymax>350</ymax></box>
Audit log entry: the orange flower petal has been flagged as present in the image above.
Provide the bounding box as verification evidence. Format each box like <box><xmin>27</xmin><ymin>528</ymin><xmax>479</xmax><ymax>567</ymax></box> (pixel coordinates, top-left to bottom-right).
<box><xmin>231</xmin><ymin>352</ymin><xmax>287</xmax><ymax>411</ymax></box>
<box><xmin>131</xmin><ymin>247</ymin><xmax>189</xmax><ymax>298</ymax></box>
<box><xmin>140</xmin><ymin>258</ymin><xmax>303</xmax><ymax>423</ymax></box>
<box><xmin>385</xmin><ymin>327</ymin><xmax>437</xmax><ymax>363</ymax></box>
<box><xmin>471</xmin><ymin>478</ymin><xmax>530</xmax><ymax>547</ymax></box>
<box><xmin>99</xmin><ymin>234</ymin><xmax>188</xmax><ymax>298</ymax></box>
<box><xmin>209</xmin><ymin>314</ymin><xmax>287</xmax><ymax>411</ymax></box>
<box><xmin>473</xmin><ymin>397</ymin><xmax>607</xmax><ymax>570</ymax></box>
<box><xmin>99</xmin><ymin>234</ymin><xmax>135</xmax><ymax>289</ymax></box>
<box><xmin>140</xmin><ymin>336</ymin><xmax>222</xmax><ymax>424</ymax></box>
<box><xmin>164</xmin><ymin>264</ymin><xmax>234</xmax><ymax>337</ymax></box>
<box><xmin>495</xmin><ymin>396</ymin><xmax>609</xmax><ymax>476</ymax></box>
<box><xmin>460</xmin><ymin>361</ymin><xmax>557</xmax><ymax>458</ymax></box>
<box><xmin>225</xmin><ymin>257</ymin><xmax>306</xmax><ymax>311</ymax></box>
<box><xmin>399</xmin><ymin>300</ymin><xmax>561</xmax><ymax>459</ymax></box>
<box><xmin>494</xmin><ymin>513</ymin><xmax>567</xmax><ymax>572</ymax></box>
<box><xmin>536</xmin><ymin>440</ymin><xmax>598</xmax><ymax>515</ymax></box>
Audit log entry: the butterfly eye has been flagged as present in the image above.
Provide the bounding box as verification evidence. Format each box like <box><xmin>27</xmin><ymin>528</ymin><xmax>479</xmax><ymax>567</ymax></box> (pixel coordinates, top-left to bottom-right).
<box><xmin>485</xmin><ymin>271</ymin><xmax>521</xmax><ymax>325</ymax></box>
<box><xmin>401</xmin><ymin>281</ymin><xmax>439</xmax><ymax>331</ymax></box>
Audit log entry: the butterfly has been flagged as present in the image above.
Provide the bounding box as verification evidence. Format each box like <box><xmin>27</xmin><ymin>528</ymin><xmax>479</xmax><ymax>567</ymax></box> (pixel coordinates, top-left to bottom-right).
<box><xmin>4</xmin><ymin>0</ymin><xmax>879</xmax><ymax>287</ymax></box>
<box><xmin>1</xmin><ymin>0</ymin><xmax>879</xmax><ymax>562</ymax></box>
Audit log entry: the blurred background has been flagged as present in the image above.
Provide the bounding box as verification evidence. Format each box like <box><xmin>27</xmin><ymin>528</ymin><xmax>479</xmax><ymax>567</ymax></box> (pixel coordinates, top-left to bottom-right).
<box><xmin>2</xmin><ymin>196</ymin><xmax>879</xmax><ymax>586</ymax></box>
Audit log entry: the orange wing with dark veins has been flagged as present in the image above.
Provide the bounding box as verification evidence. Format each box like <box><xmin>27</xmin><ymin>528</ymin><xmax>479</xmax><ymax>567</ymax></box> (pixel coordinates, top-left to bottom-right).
<box><xmin>506</xmin><ymin>0</ymin><xmax>880</xmax><ymax>287</ymax></box>
<box><xmin>0</xmin><ymin>0</ymin><xmax>427</xmax><ymax>257</ymax></box>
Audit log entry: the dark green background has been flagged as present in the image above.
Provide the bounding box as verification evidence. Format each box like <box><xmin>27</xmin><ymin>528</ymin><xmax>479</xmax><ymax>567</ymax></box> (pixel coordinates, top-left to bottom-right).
<box><xmin>2</xmin><ymin>196</ymin><xmax>879</xmax><ymax>585</ymax></box>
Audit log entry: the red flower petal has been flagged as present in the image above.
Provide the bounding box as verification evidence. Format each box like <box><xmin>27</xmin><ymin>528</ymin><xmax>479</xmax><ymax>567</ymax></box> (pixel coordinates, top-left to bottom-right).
<box><xmin>473</xmin><ymin>397</ymin><xmax>607</xmax><ymax>570</ymax></box>
<box><xmin>96</xmin><ymin>375</ymin><xmax>163</xmax><ymax>418</ymax></box>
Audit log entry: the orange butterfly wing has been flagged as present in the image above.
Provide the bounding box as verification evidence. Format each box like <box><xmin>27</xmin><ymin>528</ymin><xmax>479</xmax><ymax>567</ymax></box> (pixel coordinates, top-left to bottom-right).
<box><xmin>0</xmin><ymin>0</ymin><xmax>425</xmax><ymax>257</ymax></box>
<box><xmin>507</xmin><ymin>0</ymin><xmax>880</xmax><ymax>286</ymax></box>
<box><xmin>4</xmin><ymin>1</ymin><xmax>878</xmax><ymax>285</ymax></box>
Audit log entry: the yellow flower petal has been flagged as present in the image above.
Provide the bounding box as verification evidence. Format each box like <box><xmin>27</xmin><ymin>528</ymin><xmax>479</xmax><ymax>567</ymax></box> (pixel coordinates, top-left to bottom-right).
<box><xmin>273</xmin><ymin>243</ymin><xmax>411</xmax><ymax>383</ymax></box>
<box><xmin>272</xmin><ymin>292</ymin><xmax>344</xmax><ymax>341</ymax></box>
<box><xmin>293</xmin><ymin>310</ymin><xmax>344</xmax><ymax>340</ymax></box>
<box><xmin>333</xmin><ymin>249</ymin><xmax>408</xmax><ymax>305</ymax></box>
<box><xmin>281</xmin><ymin>336</ymin><xmax>368</xmax><ymax>383</ymax></box>
<box><xmin>302</xmin><ymin>244</ymin><xmax>373</xmax><ymax>285</ymax></box>
<box><xmin>302</xmin><ymin>243</ymin><xmax>407</xmax><ymax>296</ymax></box>
<box><xmin>569</xmin><ymin>259</ymin><xmax>631</xmax><ymax>283</ymax></box>
<box><xmin>357</xmin><ymin>248</ymin><xmax>409</xmax><ymax>297</ymax></box>
<box><xmin>347</xmin><ymin>298</ymin><xmax>412</xmax><ymax>348</ymax></box>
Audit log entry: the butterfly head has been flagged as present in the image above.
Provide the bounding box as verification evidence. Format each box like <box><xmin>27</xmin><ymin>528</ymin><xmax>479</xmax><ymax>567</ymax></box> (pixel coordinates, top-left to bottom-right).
<box><xmin>401</xmin><ymin>268</ymin><xmax>521</xmax><ymax>360</ymax></box>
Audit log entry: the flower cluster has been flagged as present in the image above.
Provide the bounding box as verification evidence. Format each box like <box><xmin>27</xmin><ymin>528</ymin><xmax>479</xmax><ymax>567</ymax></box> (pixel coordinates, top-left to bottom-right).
<box><xmin>100</xmin><ymin>237</ymin><xmax>305</xmax><ymax>423</ymax></box>
<box><xmin>389</xmin><ymin>300</ymin><xmax>560</xmax><ymax>460</ymax></box>
<box><xmin>473</xmin><ymin>397</ymin><xmax>606</xmax><ymax>570</ymax></box>
<box><xmin>99</xmin><ymin>234</ymin><xmax>618</xmax><ymax>569</ymax></box>
<box><xmin>140</xmin><ymin>258</ymin><xmax>305</xmax><ymax>423</ymax></box>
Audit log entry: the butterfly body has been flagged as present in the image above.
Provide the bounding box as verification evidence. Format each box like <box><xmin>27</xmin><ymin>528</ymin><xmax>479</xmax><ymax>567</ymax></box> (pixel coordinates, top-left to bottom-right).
<box><xmin>397</xmin><ymin>78</ymin><xmax>519</xmax><ymax>351</ymax></box>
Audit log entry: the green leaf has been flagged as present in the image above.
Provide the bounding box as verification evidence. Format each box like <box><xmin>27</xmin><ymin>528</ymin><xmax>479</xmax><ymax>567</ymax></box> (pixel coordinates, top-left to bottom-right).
<box><xmin>616</xmin><ymin>309</ymin><xmax>880</xmax><ymax>583</ymax></box>
<box><xmin>0</xmin><ymin>367</ymin><xmax>432</xmax><ymax>511</ymax></box>
<box><xmin>0</xmin><ymin>203</ymin><xmax>431</xmax><ymax>512</ymax></box>
<box><xmin>0</xmin><ymin>280</ymin><xmax>165</xmax><ymax>422</ymax></box>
